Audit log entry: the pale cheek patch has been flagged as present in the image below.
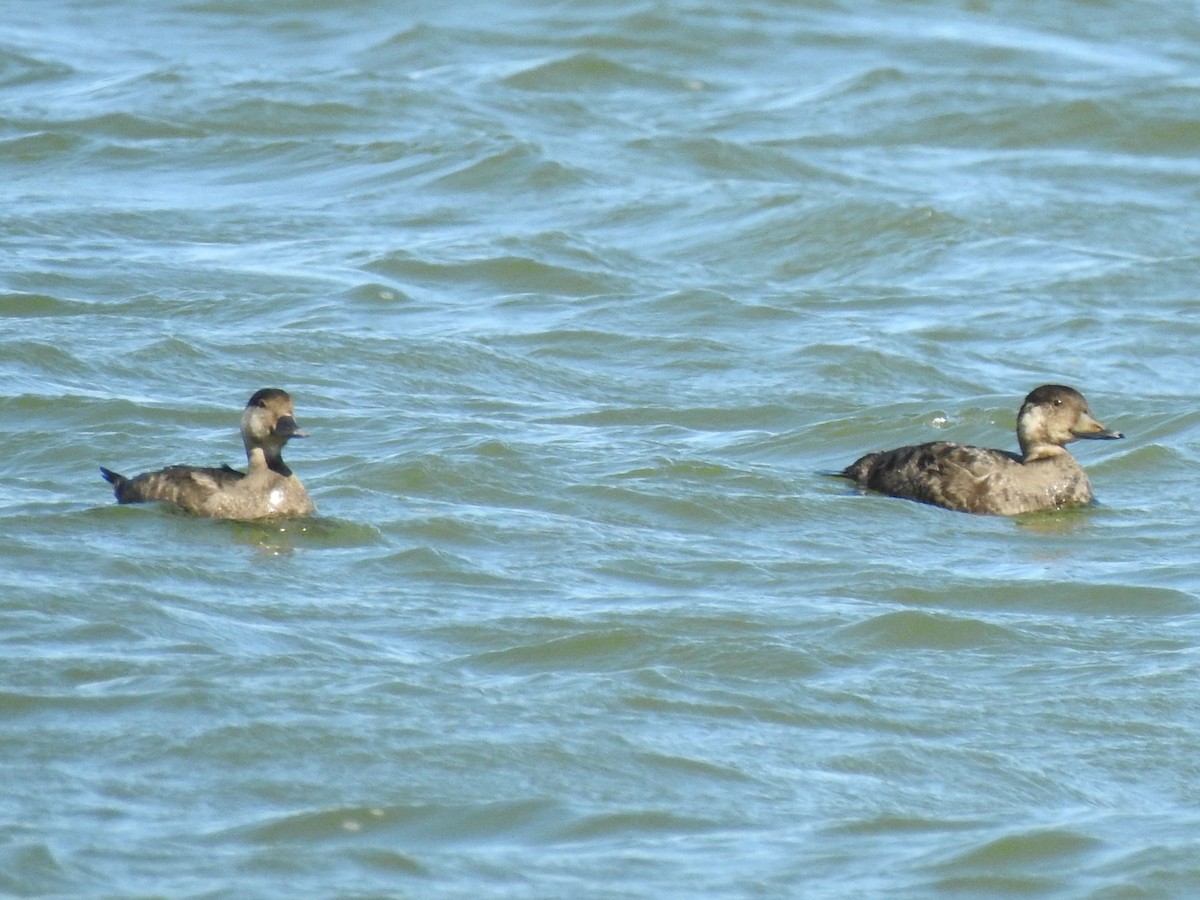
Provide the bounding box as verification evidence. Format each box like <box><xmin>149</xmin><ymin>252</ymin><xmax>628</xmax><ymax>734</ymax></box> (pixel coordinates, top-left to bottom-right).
<box><xmin>1018</xmin><ymin>406</ymin><xmax>1048</xmax><ymax>444</ymax></box>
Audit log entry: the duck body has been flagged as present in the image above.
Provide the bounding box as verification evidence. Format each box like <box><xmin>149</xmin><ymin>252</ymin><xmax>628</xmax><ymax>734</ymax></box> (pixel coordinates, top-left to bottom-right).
<box><xmin>842</xmin><ymin>441</ymin><xmax>1095</xmax><ymax>516</ymax></box>
<box><xmin>841</xmin><ymin>385</ymin><xmax>1122</xmax><ymax>516</ymax></box>
<box><xmin>100</xmin><ymin>388</ymin><xmax>315</xmax><ymax>521</ymax></box>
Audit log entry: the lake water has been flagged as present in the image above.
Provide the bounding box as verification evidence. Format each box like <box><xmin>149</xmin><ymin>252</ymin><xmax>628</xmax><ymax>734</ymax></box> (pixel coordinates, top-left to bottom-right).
<box><xmin>3</xmin><ymin>1</ymin><xmax>1200</xmax><ymax>896</ymax></box>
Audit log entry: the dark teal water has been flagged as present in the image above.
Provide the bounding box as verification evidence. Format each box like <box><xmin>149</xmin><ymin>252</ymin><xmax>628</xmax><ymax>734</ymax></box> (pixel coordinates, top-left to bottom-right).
<box><xmin>3</xmin><ymin>1</ymin><xmax>1200</xmax><ymax>896</ymax></box>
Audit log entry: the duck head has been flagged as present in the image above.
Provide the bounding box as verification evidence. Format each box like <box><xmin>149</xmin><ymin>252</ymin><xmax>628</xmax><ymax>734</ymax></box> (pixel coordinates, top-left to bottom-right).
<box><xmin>240</xmin><ymin>388</ymin><xmax>307</xmax><ymax>475</ymax></box>
<box><xmin>1016</xmin><ymin>384</ymin><xmax>1122</xmax><ymax>460</ymax></box>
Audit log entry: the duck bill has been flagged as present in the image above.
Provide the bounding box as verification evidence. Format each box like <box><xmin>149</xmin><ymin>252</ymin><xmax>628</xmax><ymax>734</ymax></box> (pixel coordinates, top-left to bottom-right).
<box><xmin>274</xmin><ymin>415</ymin><xmax>308</xmax><ymax>439</ymax></box>
<box><xmin>1071</xmin><ymin>412</ymin><xmax>1123</xmax><ymax>440</ymax></box>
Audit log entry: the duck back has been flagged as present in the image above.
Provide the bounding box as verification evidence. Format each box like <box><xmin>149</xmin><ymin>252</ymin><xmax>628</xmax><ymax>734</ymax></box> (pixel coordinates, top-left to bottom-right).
<box><xmin>842</xmin><ymin>441</ymin><xmax>1091</xmax><ymax>516</ymax></box>
<box><xmin>101</xmin><ymin>464</ymin><xmax>245</xmax><ymax>510</ymax></box>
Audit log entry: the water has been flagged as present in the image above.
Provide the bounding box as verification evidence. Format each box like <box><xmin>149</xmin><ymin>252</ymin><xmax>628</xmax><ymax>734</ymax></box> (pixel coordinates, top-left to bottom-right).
<box><xmin>3</xmin><ymin>0</ymin><xmax>1200</xmax><ymax>896</ymax></box>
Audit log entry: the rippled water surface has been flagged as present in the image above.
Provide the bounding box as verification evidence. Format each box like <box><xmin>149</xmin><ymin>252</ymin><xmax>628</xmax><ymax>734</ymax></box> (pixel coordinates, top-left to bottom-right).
<box><xmin>4</xmin><ymin>1</ymin><xmax>1200</xmax><ymax>896</ymax></box>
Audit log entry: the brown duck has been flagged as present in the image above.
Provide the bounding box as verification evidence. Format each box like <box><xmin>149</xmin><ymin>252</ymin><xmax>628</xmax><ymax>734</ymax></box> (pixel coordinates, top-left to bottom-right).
<box><xmin>841</xmin><ymin>384</ymin><xmax>1123</xmax><ymax>515</ymax></box>
<box><xmin>101</xmin><ymin>388</ymin><xmax>315</xmax><ymax>520</ymax></box>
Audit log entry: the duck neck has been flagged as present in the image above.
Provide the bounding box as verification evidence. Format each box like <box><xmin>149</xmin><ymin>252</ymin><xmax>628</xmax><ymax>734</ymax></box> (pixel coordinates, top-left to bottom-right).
<box><xmin>246</xmin><ymin>440</ymin><xmax>293</xmax><ymax>477</ymax></box>
<box><xmin>1020</xmin><ymin>441</ymin><xmax>1067</xmax><ymax>463</ymax></box>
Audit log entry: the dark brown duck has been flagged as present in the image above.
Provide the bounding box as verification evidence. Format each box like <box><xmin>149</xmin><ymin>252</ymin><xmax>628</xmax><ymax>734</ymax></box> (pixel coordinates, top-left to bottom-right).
<box><xmin>841</xmin><ymin>384</ymin><xmax>1123</xmax><ymax>515</ymax></box>
<box><xmin>100</xmin><ymin>388</ymin><xmax>315</xmax><ymax>520</ymax></box>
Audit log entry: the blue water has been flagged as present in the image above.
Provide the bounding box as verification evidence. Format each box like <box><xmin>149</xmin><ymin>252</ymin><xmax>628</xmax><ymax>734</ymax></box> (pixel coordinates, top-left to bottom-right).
<box><xmin>3</xmin><ymin>1</ymin><xmax>1200</xmax><ymax>896</ymax></box>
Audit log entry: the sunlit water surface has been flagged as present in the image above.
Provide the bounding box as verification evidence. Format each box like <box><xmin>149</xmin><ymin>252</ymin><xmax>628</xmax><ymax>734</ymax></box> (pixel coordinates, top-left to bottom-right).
<box><xmin>3</xmin><ymin>1</ymin><xmax>1200</xmax><ymax>896</ymax></box>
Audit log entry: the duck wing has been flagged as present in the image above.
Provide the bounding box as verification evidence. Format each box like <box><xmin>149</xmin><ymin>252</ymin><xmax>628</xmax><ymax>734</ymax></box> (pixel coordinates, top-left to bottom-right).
<box><xmin>843</xmin><ymin>442</ymin><xmax>1021</xmax><ymax>514</ymax></box>
<box><xmin>100</xmin><ymin>464</ymin><xmax>246</xmax><ymax>510</ymax></box>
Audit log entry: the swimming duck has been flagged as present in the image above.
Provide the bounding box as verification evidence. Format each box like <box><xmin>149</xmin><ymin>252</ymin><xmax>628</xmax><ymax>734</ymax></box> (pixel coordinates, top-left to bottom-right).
<box><xmin>100</xmin><ymin>388</ymin><xmax>315</xmax><ymax>520</ymax></box>
<box><xmin>840</xmin><ymin>384</ymin><xmax>1123</xmax><ymax>515</ymax></box>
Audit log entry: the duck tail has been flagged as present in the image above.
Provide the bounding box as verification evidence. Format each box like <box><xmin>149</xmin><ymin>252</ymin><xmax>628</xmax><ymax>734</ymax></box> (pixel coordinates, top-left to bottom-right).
<box><xmin>100</xmin><ymin>466</ymin><xmax>130</xmax><ymax>500</ymax></box>
<box><xmin>840</xmin><ymin>453</ymin><xmax>880</xmax><ymax>485</ymax></box>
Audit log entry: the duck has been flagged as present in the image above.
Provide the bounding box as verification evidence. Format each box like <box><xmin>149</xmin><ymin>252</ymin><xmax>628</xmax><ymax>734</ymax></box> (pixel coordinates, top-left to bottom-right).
<box><xmin>840</xmin><ymin>384</ymin><xmax>1123</xmax><ymax>515</ymax></box>
<box><xmin>100</xmin><ymin>388</ymin><xmax>316</xmax><ymax>520</ymax></box>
